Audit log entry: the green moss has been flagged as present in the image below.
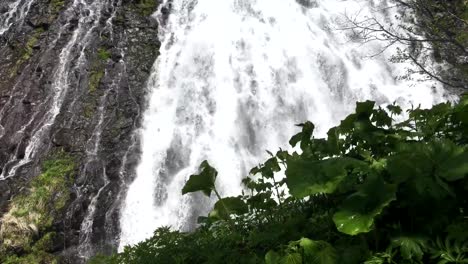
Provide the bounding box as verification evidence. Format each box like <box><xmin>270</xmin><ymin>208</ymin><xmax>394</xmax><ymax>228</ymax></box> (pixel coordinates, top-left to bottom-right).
<box><xmin>0</xmin><ymin>151</ymin><xmax>75</xmax><ymax>262</ymax></box>
<box><xmin>9</xmin><ymin>28</ymin><xmax>44</xmax><ymax>77</ymax></box>
<box><xmin>89</xmin><ymin>69</ymin><xmax>105</xmax><ymax>93</ymax></box>
<box><xmin>83</xmin><ymin>102</ymin><xmax>96</xmax><ymax>119</ymax></box>
<box><xmin>114</xmin><ymin>13</ymin><xmax>126</xmax><ymax>25</ymax></box>
<box><xmin>32</xmin><ymin>232</ymin><xmax>56</xmax><ymax>252</ymax></box>
<box><xmin>50</xmin><ymin>0</ymin><xmax>65</xmax><ymax>14</ymax></box>
<box><xmin>135</xmin><ymin>0</ymin><xmax>158</xmax><ymax>16</ymax></box>
<box><xmin>97</xmin><ymin>48</ymin><xmax>111</xmax><ymax>61</ymax></box>
<box><xmin>109</xmin><ymin>112</ymin><xmax>127</xmax><ymax>138</ymax></box>
<box><xmin>13</xmin><ymin>153</ymin><xmax>75</xmax><ymax>222</ymax></box>
<box><xmin>89</xmin><ymin>253</ymin><xmax>118</xmax><ymax>264</ymax></box>
<box><xmin>3</xmin><ymin>251</ymin><xmax>58</xmax><ymax>264</ymax></box>
<box><xmin>87</xmin><ymin>47</ymin><xmax>110</xmax><ymax>94</ymax></box>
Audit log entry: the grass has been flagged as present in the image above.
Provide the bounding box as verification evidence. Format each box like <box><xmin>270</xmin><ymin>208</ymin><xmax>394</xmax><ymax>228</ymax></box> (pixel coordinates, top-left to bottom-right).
<box><xmin>0</xmin><ymin>152</ymin><xmax>76</xmax><ymax>263</ymax></box>
<box><xmin>50</xmin><ymin>0</ymin><xmax>65</xmax><ymax>14</ymax></box>
<box><xmin>97</xmin><ymin>48</ymin><xmax>111</xmax><ymax>61</ymax></box>
<box><xmin>136</xmin><ymin>0</ymin><xmax>158</xmax><ymax>16</ymax></box>
<box><xmin>89</xmin><ymin>69</ymin><xmax>105</xmax><ymax>93</ymax></box>
<box><xmin>9</xmin><ymin>27</ymin><xmax>44</xmax><ymax>77</ymax></box>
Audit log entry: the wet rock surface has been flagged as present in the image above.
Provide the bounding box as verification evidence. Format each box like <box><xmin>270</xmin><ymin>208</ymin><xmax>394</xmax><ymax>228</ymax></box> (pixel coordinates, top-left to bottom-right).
<box><xmin>0</xmin><ymin>0</ymin><xmax>161</xmax><ymax>262</ymax></box>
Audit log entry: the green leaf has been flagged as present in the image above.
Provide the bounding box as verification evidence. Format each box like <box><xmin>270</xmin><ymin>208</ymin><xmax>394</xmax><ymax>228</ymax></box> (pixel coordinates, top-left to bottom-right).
<box><xmin>299</xmin><ymin>238</ymin><xmax>338</xmax><ymax>264</ymax></box>
<box><xmin>182</xmin><ymin>160</ymin><xmax>217</xmax><ymax>197</ymax></box>
<box><xmin>281</xmin><ymin>253</ymin><xmax>302</xmax><ymax>264</ymax></box>
<box><xmin>210</xmin><ymin>196</ymin><xmax>248</xmax><ymax>220</ymax></box>
<box><xmin>432</xmin><ymin>140</ymin><xmax>468</xmax><ymax>182</ymax></box>
<box><xmin>356</xmin><ymin>101</ymin><xmax>375</xmax><ymax>116</ymax></box>
<box><xmin>392</xmin><ymin>236</ymin><xmax>427</xmax><ymax>260</ymax></box>
<box><xmin>386</xmin><ymin>143</ymin><xmax>432</xmax><ymax>184</ymax></box>
<box><xmin>265</xmin><ymin>250</ymin><xmax>281</xmax><ymax>264</ymax></box>
<box><xmin>371</xmin><ymin>108</ymin><xmax>392</xmax><ymax>127</ymax></box>
<box><xmin>286</xmin><ymin>157</ymin><xmax>365</xmax><ymax>198</ymax></box>
<box><xmin>289</xmin><ymin>121</ymin><xmax>314</xmax><ymax>149</ymax></box>
<box><xmin>446</xmin><ymin>221</ymin><xmax>468</xmax><ymax>242</ymax></box>
<box><xmin>387</xmin><ymin>140</ymin><xmax>467</xmax><ymax>198</ymax></box>
<box><xmin>326</xmin><ymin>127</ymin><xmax>341</xmax><ymax>154</ymax></box>
<box><xmin>250</xmin><ymin>157</ymin><xmax>282</xmax><ymax>179</ymax></box>
<box><xmin>387</xmin><ymin>104</ymin><xmax>402</xmax><ymax>115</ymax></box>
<box><xmin>333</xmin><ymin>176</ymin><xmax>396</xmax><ymax>235</ymax></box>
<box><xmin>247</xmin><ymin>192</ymin><xmax>277</xmax><ymax>210</ymax></box>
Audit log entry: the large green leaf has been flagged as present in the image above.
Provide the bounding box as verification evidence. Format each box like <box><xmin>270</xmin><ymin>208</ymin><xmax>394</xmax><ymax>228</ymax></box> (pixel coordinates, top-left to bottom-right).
<box><xmin>333</xmin><ymin>176</ymin><xmax>396</xmax><ymax>235</ymax></box>
<box><xmin>356</xmin><ymin>101</ymin><xmax>375</xmax><ymax>116</ymax></box>
<box><xmin>182</xmin><ymin>160</ymin><xmax>217</xmax><ymax>197</ymax></box>
<box><xmin>299</xmin><ymin>238</ymin><xmax>338</xmax><ymax>264</ymax></box>
<box><xmin>386</xmin><ymin>143</ymin><xmax>432</xmax><ymax>184</ymax></box>
<box><xmin>265</xmin><ymin>250</ymin><xmax>281</xmax><ymax>264</ymax></box>
<box><xmin>371</xmin><ymin>107</ymin><xmax>392</xmax><ymax>127</ymax></box>
<box><xmin>280</xmin><ymin>253</ymin><xmax>302</xmax><ymax>264</ymax></box>
<box><xmin>250</xmin><ymin>156</ymin><xmax>281</xmax><ymax>179</ymax></box>
<box><xmin>387</xmin><ymin>140</ymin><xmax>468</xmax><ymax>198</ymax></box>
<box><xmin>285</xmin><ymin>157</ymin><xmax>365</xmax><ymax>198</ymax></box>
<box><xmin>392</xmin><ymin>236</ymin><xmax>427</xmax><ymax>260</ymax></box>
<box><xmin>432</xmin><ymin>140</ymin><xmax>468</xmax><ymax>182</ymax></box>
<box><xmin>289</xmin><ymin>121</ymin><xmax>314</xmax><ymax>150</ymax></box>
<box><xmin>209</xmin><ymin>196</ymin><xmax>248</xmax><ymax>220</ymax></box>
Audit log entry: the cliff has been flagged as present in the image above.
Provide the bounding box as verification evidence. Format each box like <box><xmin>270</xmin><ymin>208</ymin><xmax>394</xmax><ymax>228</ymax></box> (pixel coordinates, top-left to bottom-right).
<box><xmin>0</xmin><ymin>0</ymin><xmax>164</xmax><ymax>262</ymax></box>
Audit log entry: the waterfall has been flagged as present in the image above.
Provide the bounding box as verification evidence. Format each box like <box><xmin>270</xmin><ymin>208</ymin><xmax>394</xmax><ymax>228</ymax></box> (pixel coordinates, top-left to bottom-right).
<box><xmin>118</xmin><ymin>0</ymin><xmax>446</xmax><ymax>248</ymax></box>
<box><xmin>0</xmin><ymin>0</ymin><xmax>107</xmax><ymax>180</ymax></box>
<box><xmin>0</xmin><ymin>0</ymin><xmax>35</xmax><ymax>36</ymax></box>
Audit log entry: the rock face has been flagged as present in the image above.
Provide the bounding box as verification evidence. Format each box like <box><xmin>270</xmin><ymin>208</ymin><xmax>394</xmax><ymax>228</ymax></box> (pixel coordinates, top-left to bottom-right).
<box><xmin>0</xmin><ymin>0</ymin><xmax>162</xmax><ymax>262</ymax></box>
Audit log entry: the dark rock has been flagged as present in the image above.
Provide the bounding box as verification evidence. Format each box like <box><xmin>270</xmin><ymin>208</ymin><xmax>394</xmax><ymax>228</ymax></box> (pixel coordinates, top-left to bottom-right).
<box><xmin>0</xmin><ymin>0</ymin><xmax>161</xmax><ymax>262</ymax></box>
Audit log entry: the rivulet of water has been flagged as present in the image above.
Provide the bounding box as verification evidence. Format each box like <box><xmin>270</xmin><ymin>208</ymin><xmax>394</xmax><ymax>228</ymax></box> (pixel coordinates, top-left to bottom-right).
<box><xmin>118</xmin><ymin>0</ymin><xmax>447</xmax><ymax>248</ymax></box>
<box><xmin>0</xmin><ymin>0</ymin><xmax>35</xmax><ymax>36</ymax></box>
<box><xmin>0</xmin><ymin>0</ymin><xmax>108</xmax><ymax>180</ymax></box>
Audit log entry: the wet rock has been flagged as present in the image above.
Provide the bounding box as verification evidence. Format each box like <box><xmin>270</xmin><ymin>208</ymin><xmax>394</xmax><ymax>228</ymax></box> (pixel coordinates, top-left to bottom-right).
<box><xmin>0</xmin><ymin>0</ymin><xmax>161</xmax><ymax>262</ymax></box>
<box><xmin>52</xmin><ymin>128</ymin><xmax>73</xmax><ymax>148</ymax></box>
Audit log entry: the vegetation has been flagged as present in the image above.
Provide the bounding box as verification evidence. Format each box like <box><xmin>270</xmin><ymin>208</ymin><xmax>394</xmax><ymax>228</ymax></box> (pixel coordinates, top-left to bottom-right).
<box><xmin>97</xmin><ymin>48</ymin><xmax>111</xmax><ymax>61</ymax></box>
<box><xmin>93</xmin><ymin>95</ymin><xmax>468</xmax><ymax>263</ymax></box>
<box><xmin>135</xmin><ymin>0</ymin><xmax>159</xmax><ymax>16</ymax></box>
<box><xmin>10</xmin><ymin>27</ymin><xmax>44</xmax><ymax>77</ymax></box>
<box><xmin>343</xmin><ymin>0</ymin><xmax>468</xmax><ymax>89</ymax></box>
<box><xmin>0</xmin><ymin>152</ymin><xmax>76</xmax><ymax>264</ymax></box>
<box><xmin>49</xmin><ymin>0</ymin><xmax>65</xmax><ymax>14</ymax></box>
<box><xmin>89</xmin><ymin>69</ymin><xmax>105</xmax><ymax>94</ymax></box>
<box><xmin>88</xmin><ymin>47</ymin><xmax>110</xmax><ymax>94</ymax></box>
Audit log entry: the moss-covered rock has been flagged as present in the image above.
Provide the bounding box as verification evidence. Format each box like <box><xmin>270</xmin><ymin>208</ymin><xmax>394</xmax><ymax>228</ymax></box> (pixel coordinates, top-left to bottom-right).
<box><xmin>89</xmin><ymin>69</ymin><xmax>105</xmax><ymax>94</ymax></box>
<box><xmin>135</xmin><ymin>0</ymin><xmax>159</xmax><ymax>16</ymax></box>
<box><xmin>9</xmin><ymin>27</ymin><xmax>45</xmax><ymax>77</ymax></box>
<box><xmin>88</xmin><ymin>47</ymin><xmax>110</xmax><ymax>94</ymax></box>
<box><xmin>49</xmin><ymin>0</ymin><xmax>65</xmax><ymax>15</ymax></box>
<box><xmin>97</xmin><ymin>48</ymin><xmax>111</xmax><ymax>61</ymax></box>
<box><xmin>0</xmin><ymin>152</ymin><xmax>76</xmax><ymax>262</ymax></box>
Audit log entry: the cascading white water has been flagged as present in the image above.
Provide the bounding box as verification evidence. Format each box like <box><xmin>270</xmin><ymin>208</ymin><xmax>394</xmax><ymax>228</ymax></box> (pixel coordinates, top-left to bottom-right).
<box><xmin>0</xmin><ymin>0</ymin><xmax>108</xmax><ymax>180</ymax></box>
<box><xmin>119</xmin><ymin>0</ymin><xmax>447</xmax><ymax>248</ymax></box>
<box><xmin>0</xmin><ymin>0</ymin><xmax>35</xmax><ymax>36</ymax></box>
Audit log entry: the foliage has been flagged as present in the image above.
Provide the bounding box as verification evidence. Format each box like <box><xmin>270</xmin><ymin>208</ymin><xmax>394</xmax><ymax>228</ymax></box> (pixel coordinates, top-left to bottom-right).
<box><xmin>89</xmin><ymin>69</ymin><xmax>105</xmax><ymax>93</ymax></box>
<box><xmin>344</xmin><ymin>0</ymin><xmax>468</xmax><ymax>89</ymax></box>
<box><xmin>98</xmin><ymin>95</ymin><xmax>468</xmax><ymax>263</ymax></box>
<box><xmin>88</xmin><ymin>47</ymin><xmax>110</xmax><ymax>94</ymax></box>
<box><xmin>97</xmin><ymin>48</ymin><xmax>111</xmax><ymax>61</ymax></box>
<box><xmin>134</xmin><ymin>0</ymin><xmax>159</xmax><ymax>17</ymax></box>
<box><xmin>0</xmin><ymin>151</ymin><xmax>76</xmax><ymax>263</ymax></box>
<box><xmin>10</xmin><ymin>27</ymin><xmax>44</xmax><ymax>77</ymax></box>
<box><xmin>50</xmin><ymin>0</ymin><xmax>65</xmax><ymax>14</ymax></box>
<box><xmin>391</xmin><ymin>0</ymin><xmax>468</xmax><ymax>89</ymax></box>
